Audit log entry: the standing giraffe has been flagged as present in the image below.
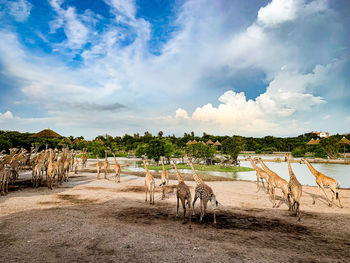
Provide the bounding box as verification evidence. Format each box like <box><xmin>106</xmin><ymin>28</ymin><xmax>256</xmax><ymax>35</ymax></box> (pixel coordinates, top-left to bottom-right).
<box><xmin>258</xmin><ymin>158</ymin><xmax>289</xmax><ymax>208</ymax></box>
<box><xmin>159</xmin><ymin>156</ymin><xmax>169</xmax><ymax>199</ymax></box>
<box><xmin>74</xmin><ymin>156</ymin><xmax>79</xmax><ymax>174</ymax></box>
<box><xmin>143</xmin><ymin>160</ymin><xmax>155</xmax><ymax>204</ymax></box>
<box><xmin>112</xmin><ymin>152</ymin><xmax>121</xmax><ymax>183</ymax></box>
<box><xmin>188</xmin><ymin>158</ymin><xmax>218</xmax><ymax>224</ymax></box>
<box><xmin>301</xmin><ymin>158</ymin><xmax>342</xmax><ymax>208</ymax></box>
<box><xmin>103</xmin><ymin>150</ymin><xmax>110</xmax><ymax>180</ymax></box>
<box><xmin>247</xmin><ymin>156</ymin><xmax>269</xmax><ymax>193</ymax></box>
<box><xmin>172</xmin><ymin>161</ymin><xmax>192</xmax><ymax>228</ymax></box>
<box><xmin>287</xmin><ymin>155</ymin><xmax>302</xmax><ymax>219</ymax></box>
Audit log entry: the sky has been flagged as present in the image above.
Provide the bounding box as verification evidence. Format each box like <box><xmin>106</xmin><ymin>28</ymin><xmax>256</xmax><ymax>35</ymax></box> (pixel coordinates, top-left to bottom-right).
<box><xmin>0</xmin><ymin>0</ymin><xmax>349</xmax><ymax>139</ymax></box>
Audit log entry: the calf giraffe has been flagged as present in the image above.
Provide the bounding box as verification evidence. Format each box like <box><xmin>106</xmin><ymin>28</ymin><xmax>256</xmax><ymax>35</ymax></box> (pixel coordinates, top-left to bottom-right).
<box><xmin>112</xmin><ymin>152</ymin><xmax>121</xmax><ymax>183</ymax></box>
<box><xmin>258</xmin><ymin>158</ymin><xmax>289</xmax><ymax>208</ymax></box>
<box><xmin>287</xmin><ymin>155</ymin><xmax>302</xmax><ymax>219</ymax></box>
<box><xmin>159</xmin><ymin>156</ymin><xmax>169</xmax><ymax>199</ymax></box>
<box><xmin>172</xmin><ymin>161</ymin><xmax>192</xmax><ymax>228</ymax></box>
<box><xmin>143</xmin><ymin>160</ymin><xmax>155</xmax><ymax>204</ymax></box>
<box><xmin>301</xmin><ymin>158</ymin><xmax>343</xmax><ymax>208</ymax></box>
<box><xmin>248</xmin><ymin>156</ymin><xmax>269</xmax><ymax>193</ymax></box>
<box><xmin>188</xmin><ymin>159</ymin><xmax>218</xmax><ymax>224</ymax></box>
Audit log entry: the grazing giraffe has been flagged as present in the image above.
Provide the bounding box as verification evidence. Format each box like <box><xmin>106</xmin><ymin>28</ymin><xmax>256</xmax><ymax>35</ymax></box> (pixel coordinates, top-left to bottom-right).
<box><xmin>287</xmin><ymin>155</ymin><xmax>302</xmax><ymax>220</ymax></box>
<box><xmin>96</xmin><ymin>155</ymin><xmax>102</xmax><ymax>179</ymax></box>
<box><xmin>301</xmin><ymin>158</ymin><xmax>343</xmax><ymax>208</ymax></box>
<box><xmin>172</xmin><ymin>161</ymin><xmax>192</xmax><ymax>228</ymax></box>
<box><xmin>247</xmin><ymin>156</ymin><xmax>269</xmax><ymax>193</ymax></box>
<box><xmin>103</xmin><ymin>150</ymin><xmax>110</xmax><ymax>180</ymax></box>
<box><xmin>143</xmin><ymin>160</ymin><xmax>155</xmax><ymax>204</ymax></box>
<box><xmin>112</xmin><ymin>152</ymin><xmax>121</xmax><ymax>183</ymax></box>
<box><xmin>258</xmin><ymin>158</ymin><xmax>289</xmax><ymax>208</ymax></box>
<box><xmin>188</xmin><ymin>159</ymin><xmax>218</xmax><ymax>224</ymax></box>
<box><xmin>159</xmin><ymin>156</ymin><xmax>169</xmax><ymax>199</ymax></box>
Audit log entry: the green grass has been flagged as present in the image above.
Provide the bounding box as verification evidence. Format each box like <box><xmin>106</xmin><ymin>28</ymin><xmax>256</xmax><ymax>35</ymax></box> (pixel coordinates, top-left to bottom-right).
<box><xmin>139</xmin><ymin>163</ymin><xmax>254</xmax><ymax>172</ymax></box>
<box><xmin>76</xmin><ymin>152</ymin><xmax>128</xmax><ymax>159</ymax></box>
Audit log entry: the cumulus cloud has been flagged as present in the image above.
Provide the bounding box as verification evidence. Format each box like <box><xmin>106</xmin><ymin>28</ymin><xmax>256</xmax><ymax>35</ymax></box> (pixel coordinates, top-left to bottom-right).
<box><xmin>0</xmin><ymin>111</ymin><xmax>14</xmax><ymax>121</ymax></box>
<box><xmin>8</xmin><ymin>0</ymin><xmax>32</xmax><ymax>22</ymax></box>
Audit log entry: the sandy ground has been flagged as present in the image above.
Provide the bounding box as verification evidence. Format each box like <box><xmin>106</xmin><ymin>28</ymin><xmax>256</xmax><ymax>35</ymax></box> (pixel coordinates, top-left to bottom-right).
<box><xmin>1</xmin><ymin>170</ymin><xmax>350</xmax><ymax>263</ymax></box>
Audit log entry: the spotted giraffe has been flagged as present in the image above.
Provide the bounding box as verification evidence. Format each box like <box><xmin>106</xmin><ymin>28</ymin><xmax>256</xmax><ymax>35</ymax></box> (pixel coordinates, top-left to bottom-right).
<box><xmin>286</xmin><ymin>155</ymin><xmax>302</xmax><ymax>219</ymax></box>
<box><xmin>143</xmin><ymin>160</ymin><xmax>155</xmax><ymax>204</ymax></box>
<box><xmin>188</xmin><ymin>158</ymin><xmax>218</xmax><ymax>224</ymax></box>
<box><xmin>172</xmin><ymin>161</ymin><xmax>192</xmax><ymax>228</ymax></box>
<box><xmin>159</xmin><ymin>156</ymin><xmax>169</xmax><ymax>199</ymax></box>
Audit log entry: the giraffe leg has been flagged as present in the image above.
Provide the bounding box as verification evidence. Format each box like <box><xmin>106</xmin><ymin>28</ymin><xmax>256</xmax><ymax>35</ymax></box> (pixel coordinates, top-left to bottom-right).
<box><xmin>182</xmin><ymin>199</ymin><xmax>186</xmax><ymax>223</ymax></box>
<box><xmin>313</xmin><ymin>186</ymin><xmax>320</xmax><ymax>204</ymax></box>
<box><xmin>210</xmin><ymin>200</ymin><xmax>216</xmax><ymax>224</ymax></box>
<box><xmin>176</xmin><ymin>196</ymin><xmax>180</xmax><ymax>217</ymax></box>
<box><xmin>271</xmin><ymin>187</ymin><xmax>276</xmax><ymax>208</ymax></box>
<box><xmin>276</xmin><ymin>189</ymin><xmax>287</xmax><ymax>208</ymax></box>
<box><xmin>145</xmin><ymin>187</ymin><xmax>148</xmax><ymax>202</ymax></box>
<box><xmin>192</xmin><ymin>195</ymin><xmax>198</xmax><ymax>215</ymax></box>
<box><xmin>256</xmin><ymin>172</ymin><xmax>260</xmax><ymax>193</ymax></box>
<box><xmin>199</xmin><ymin>198</ymin><xmax>203</xmax><ymax>222</ymax></box>
<box><xmin>202</xmin><ymin>201</ymin><xmax>208</xmax><ymax>222</ymax></box>
<box><xmin>320</xmin><ymin>186</ymin><xmax>332</xmax><ymax>206</ymax></box>
<box><xmin>152</xmin><ymin>185</ymin><xmax>155</xmax><ymax>205</ymax></box>
<box><xmin>337</xmin><ymin>192</ymin><xmax>343</xmax><ymax>208</ymax></box>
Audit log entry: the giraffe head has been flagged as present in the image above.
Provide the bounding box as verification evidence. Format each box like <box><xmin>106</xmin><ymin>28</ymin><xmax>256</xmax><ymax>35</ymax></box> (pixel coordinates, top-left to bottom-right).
<box><xmin>186</xmin><ymin>157</ymin><xmax>193</xmax><ymax>166</ymax></box>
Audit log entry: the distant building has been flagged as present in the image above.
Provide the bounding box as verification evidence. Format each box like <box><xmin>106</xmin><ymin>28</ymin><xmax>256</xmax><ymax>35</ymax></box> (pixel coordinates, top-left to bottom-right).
<box><xmin>312</xmin><ymin>131</ymin><xmax>329</xmax><ymax>138</ymax></box>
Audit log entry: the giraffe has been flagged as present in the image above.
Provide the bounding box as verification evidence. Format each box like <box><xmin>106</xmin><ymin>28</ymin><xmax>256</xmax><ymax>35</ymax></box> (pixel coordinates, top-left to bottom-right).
<box><xmin>103</xmin><ymin>150</ymin><xmax>110</xmax><ymax>179</ymax></box>
<box><xmin>258</xmin><ymin>158</ymin><xmax>289</xmax><ymax>208</ymax></box>
<box><xmin>33</xmin><ymin>150</ymin><xmax>48</xmax><ymax>188</ymax></box>
<box><xmin>301</xmin><ymin>158</ymin><xmax>343</xmax><ymax>208</ymax></box>
<box><xmin>46</xmin><ymin>149</ymin><xmax>56</xmax><ymax>190</ymax></box>
<box><xmin>287</xmin><ymin>155</ymin><xmax>302</xmax><ymax>219</ymax></box>
<box><xmin>143</xmin><ymin>160</ymin><xmax>155</xmax><ymax>204</ymax></box>
<box><xmin>188</xmin><ymin>158</ymin><xmax>218</xmax><ymax>224</ymax></box>
<box><xmin>112</xmin><ymin>152</ymin><xmax>121</xmax><ymax>183</ymax></box>
<box><xmin>247</xmin><ymin>156</ymin><xmax>269</xmax><ymax>193</ymax></box>
<box><xmin>81</xmin><ymin>148</ymin><xmax>87</xmax><ymax>168</ymax></box>
<box><xmin>0</xmin><ymin>164</ymin><xmax>11</xmax><ymax>195</ymax></box>
<box><xmin>96</xmin><ymin>155</ymin><xmax>102</xmax><ymax>179</ymax></box>
<box><xmin>172</xmin><ymin>161</ymin><xmax>192</xmax><ymax>228</ymax></box>
<box><xmin>159</xmin><ymin>156</ymin><xmax>169</xmax><ymax>199</ymax></box>
<box><xmin>74</xmin><ymin>156</ymin><xmax>79</xmax><ymax>174</ymax></box>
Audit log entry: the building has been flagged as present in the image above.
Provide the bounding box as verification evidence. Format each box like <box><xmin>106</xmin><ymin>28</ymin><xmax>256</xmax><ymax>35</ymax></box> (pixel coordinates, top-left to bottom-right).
<box><xmin>313</xmin><ymin>131</ymin><xmax>329</xmax><ymax>138</ymax></box>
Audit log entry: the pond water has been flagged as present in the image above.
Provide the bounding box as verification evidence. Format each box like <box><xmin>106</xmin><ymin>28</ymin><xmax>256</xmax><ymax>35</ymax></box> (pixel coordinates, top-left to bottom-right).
<box><xmin>105</xmin><ymin>156</ymin><xmax>350</xmax><ymax>189</ymax></box>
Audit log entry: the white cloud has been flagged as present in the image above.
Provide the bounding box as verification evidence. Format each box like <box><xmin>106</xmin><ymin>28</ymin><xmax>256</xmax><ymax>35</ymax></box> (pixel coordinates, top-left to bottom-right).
<box><xmin>0</xmin><ymin>111</ymin><xmax>14</xmax><ymax>121</ymax></box>
<box><xmin>8</xmin><ymin>0</ymin><xmax>32</xmax><ymax>22</ymax></box>
<box><xmin>175</xmin><ymin>108</ymin><xmax>190</xmax><ymax>120</ymax></box>
<box><xmin>258</xmin><ymin>0</ymin><xmax>301</xmax><ymax>27</ymax></box>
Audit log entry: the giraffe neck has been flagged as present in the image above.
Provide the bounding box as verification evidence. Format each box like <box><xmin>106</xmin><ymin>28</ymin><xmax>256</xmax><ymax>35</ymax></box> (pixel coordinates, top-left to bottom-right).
<box><xmin>249</xmin><ymin>158</ymin><xmax>260</xmax><ymax>171</ymax></box>
<box><xmin>161</xmin><ymin>158</ymin><xmax>166</xmax><ymax>174</ymax></box>
<box><xmin>173</xmin><ymin>163</ymin><xmax>183</xmax><ymax>182</ymax></box>
<box><xmin>305</xmin><ymin>160</ymin><xmax>319</xmax><ymax>177</ymax></box>
<box><xmin>189</xmin><ymin>163</ymin><xmax>203</xmax><ymax>184</ymax></box>
<box><xmin>105</xmin><ymin>151</ymin><xmax>107</xmax><ymax>161</ymax></box>
<box><xmin>143</xmin><ymin>161</ymin><xmax>150</xmax><ymax>173</ymax></box>
<box><xmin>287</xmin><ymin>159</ymin><xmax>296</xmax><ymax>179</ymax></box>
<box><xmin>113</xmin><ymin>154</ymin><xmax>118</xmax><ymax>165</ymax></box>
<box><xmin>259</xmin><ymin>160</ymin><xmax>273</xmax><ymax>175</ymax></box>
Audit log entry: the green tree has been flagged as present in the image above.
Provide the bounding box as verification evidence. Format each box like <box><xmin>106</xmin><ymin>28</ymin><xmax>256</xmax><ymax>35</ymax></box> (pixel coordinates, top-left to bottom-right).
<box><xmin>145</xmin><ymin>139</ymin><xmax>165</xmax><ymax>164</ymax></box>
<box><xmin>222</xmin><ymin>136</ymin><xmax>245</xmax><ymax>165</ymax></box>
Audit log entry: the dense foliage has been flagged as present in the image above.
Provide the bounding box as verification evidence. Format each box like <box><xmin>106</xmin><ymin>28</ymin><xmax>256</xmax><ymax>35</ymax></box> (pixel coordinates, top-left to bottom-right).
<box><xmin>0</xmin><ymin>130</ymin><xmax>349</xmax><ymax>162</ymax></box>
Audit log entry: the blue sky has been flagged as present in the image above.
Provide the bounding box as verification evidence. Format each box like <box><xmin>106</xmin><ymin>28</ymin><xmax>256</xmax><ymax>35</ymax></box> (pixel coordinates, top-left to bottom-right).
<box><xmin>0</xmin><ymin>0</ymin><xmax>349</xmax><ymax>138</ymax></box>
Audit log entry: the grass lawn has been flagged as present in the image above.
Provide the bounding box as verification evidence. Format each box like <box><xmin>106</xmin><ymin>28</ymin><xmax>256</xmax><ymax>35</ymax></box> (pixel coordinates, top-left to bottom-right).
<box><xmin>139</xmin><ymin>163</ymin><xmax>254</xmax><ymax>172</ymax></box>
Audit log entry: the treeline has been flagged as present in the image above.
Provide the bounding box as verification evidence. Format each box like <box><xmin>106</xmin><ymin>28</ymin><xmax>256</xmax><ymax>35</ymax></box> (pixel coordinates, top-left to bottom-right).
<box><xmin>0</xmin><ymin>130</ymin><xmax>349</xmax><ymax>160</ymax></box>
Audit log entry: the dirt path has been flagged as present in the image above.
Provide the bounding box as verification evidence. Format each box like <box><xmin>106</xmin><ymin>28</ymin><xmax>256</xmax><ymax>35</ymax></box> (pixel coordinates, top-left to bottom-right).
<box><xmin>1</xmin><ymin>172</ymin><xmax>350</xmax><ymax>262</ymax></box>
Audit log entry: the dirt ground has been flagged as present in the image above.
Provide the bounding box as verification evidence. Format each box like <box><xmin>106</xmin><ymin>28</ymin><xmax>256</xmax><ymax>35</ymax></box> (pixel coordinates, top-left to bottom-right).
<box><xmin>1</xmin><ymin>170</ymin><xmax>350</xmax><ymax>263</ymax></box>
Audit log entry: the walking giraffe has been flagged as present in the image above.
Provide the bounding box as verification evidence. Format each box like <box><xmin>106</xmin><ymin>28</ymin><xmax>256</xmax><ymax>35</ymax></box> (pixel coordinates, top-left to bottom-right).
<box><xmin>172</xmin><ymin>161</ymin><xmax>192</xmax><ymax>228</ymax></box>
<box><xmin>159</xmin><ymin>156</ymin><xmax>169</xmax><ymax>199</ymax></box>
<box><xmin>301</xmin><ymin>158</ymin><xmax>343</xmax><ymax>208</ymax></box>
<box><xmin>112</xmin><ymin>152</ymin><xmax>121</xmax><ymax>183</ymax></box>
<box><xmin>286</xmin><ymin>155</ymin><xmax>302</xmax><ymax>219</ymax></box>
<box><xmin>188</xmin><ymin>158</ymin><xmax>218</xmax><ymax>224</ymax></box>
<box><xmin>258</xmin><ymin>158</ymin><xmax>289</xmax><ymax>208</ymax></box>
<box><xmin>143</xmin><ymin>160</ymin><xmax>155</xmax><ymax>204</ymax></box>
<box><xmin>247</xmin><ymin>156</ymin><xmax>269</xmax><ymax>193</ymax></box>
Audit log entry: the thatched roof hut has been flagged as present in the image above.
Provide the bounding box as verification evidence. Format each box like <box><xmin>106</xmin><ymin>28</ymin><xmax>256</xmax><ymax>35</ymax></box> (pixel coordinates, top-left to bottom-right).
<box><xmin>307</xmin><ymin>138</ymin><xmax>320</xmax><ymax>145</ymax></box>
<box><xmin>73</xmin><ymin>138</ymin><xmax>81</xmax><ymax>144</ymax></box>
<box><xmin>206</xmin><ymin>139</ymin><xmax>214</xmax><ymax>145</ymax></box>
<box><xmin>339</xmin><ymin>137</ymin><xmax>350</xmax><ymax>145</ymax></box>
<box><xmin>214</xmin><ymin>140</ymin><xmax>221</xmax><ymax>146</ymax></box>
<box><xmin>186</xmin><ymin>140</ymin><xmax>193</xmax><ymax>145</ymax></box>
<box><xmin>32</xmin><ymin>128</ymin><xmax>62</xmax><ymax>138</ymax></box>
